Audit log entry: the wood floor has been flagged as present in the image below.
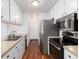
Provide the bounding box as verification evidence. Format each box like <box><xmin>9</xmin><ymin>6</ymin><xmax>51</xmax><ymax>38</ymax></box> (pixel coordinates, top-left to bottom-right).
<box><xmin>22</xmin><ymin>40</ymin><xmax>50</xmax><ymax>59</ymax></box>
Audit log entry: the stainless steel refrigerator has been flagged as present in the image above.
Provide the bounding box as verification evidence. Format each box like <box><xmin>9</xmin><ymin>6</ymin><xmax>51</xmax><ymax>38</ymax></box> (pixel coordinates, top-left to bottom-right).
<box><xmin>40</xmin><ymin>20</ymin><xmax>59</xmax><ymax>54</ymax></box>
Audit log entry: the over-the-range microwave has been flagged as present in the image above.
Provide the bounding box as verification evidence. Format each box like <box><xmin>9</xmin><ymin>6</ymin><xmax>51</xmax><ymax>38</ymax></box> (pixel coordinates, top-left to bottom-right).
<box><xmin>56</xmin><ymin>13</ymin><xmax>78</xmax><ymax>31</ymax></box>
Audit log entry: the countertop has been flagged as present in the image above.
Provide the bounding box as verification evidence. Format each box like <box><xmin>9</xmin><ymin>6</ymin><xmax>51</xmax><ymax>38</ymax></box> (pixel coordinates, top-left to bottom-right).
<box><xmin>1</xmin><ymin>34</ymin><xmax>27</xmax><ymax>57</ymax></box>
<box><xmin>64</xmin><ymin>46</ymin><xmax>78</xmax><ymax>57</ymax></box>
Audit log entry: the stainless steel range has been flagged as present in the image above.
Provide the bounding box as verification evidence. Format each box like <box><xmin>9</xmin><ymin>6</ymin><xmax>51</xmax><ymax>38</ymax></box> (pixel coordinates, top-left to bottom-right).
<box><xmin>63</xmin><ymin>31</ymin><xmax>78</xmax><ymax>45</ymax></box>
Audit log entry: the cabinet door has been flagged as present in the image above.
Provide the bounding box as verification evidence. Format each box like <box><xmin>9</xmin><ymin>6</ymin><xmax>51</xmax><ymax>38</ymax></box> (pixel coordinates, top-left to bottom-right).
<box><xmin>10</xmin><ymin>0</ymin><xmax>16</xmax><ymax>23</ymax></box>
<box><xmin>2</xmin><ymin>55</ymin><xmax>12</xmax><ymax>59</ymax></box>
<box><xmin>64</xmin><ymin>0</ymin><xmax>78</xmax><ymax>15</ymax></box>
<box><xmin>10</xmin><ymin>0</ymin><xmax>22</xmax><ymax>24</ymax></box>
<box><xmin>12</xmin><ymin>45</ymin><xmax>19</xmax><ymax>59</ymax></box>
<box><xmin>53</xmin><ymin>3</ymin><xmax>58</xmax><ymax>24</ymax></box>
<box><xmin>20</xmin><ymin>38</ymin><xmax>25</xmax><ymax>58</ymax></box>
<box><xmin>18</xmin><ymin>40</ymin><xmax>22</xmax><ymax>59</ymax></box>
<box><xmin>2</xmin><ymin>50</ymin><xmax>13</xmax><ymax>59</ymax></box>
<box><xmin>50</xmin><ymin>7</ymin><xmax>54</xmax><ymax>19</ymax></box>
<box><xmin>49</xmin><ymin>43</ymin><xmax>60</xmax><ymax>59</ymax></box>
<box><xmin>57</xmin><ymin>0</ymin><xmax>65</xmax><ymax>19</ymax></box>
<box><xmin>15</xmin><ymin>6</ymin><xmax>22</xmax><ymax>24</ymax></box>
<box><xmin>1</xmin><ymin>0</ymin><xmax>9</xmax><ymax>21</ymax></box>
<box><xmin>16</xmin><ymin>42</ymin><xmax>21</xmax><ymax>59</ymax></box>
<box><xmin>17</xmin><ymin>38</ymin><xmax>25</xmax><ymax>59</ymax></box>
<box><xmin>2</xmin><ymin>55</ymin><xmax>7</xmax><ymax>59</ymax></box>
<box><xmin>54</xmin><ymin>2</ymin><xmax>58</xmax><ymax>20</ymax></box>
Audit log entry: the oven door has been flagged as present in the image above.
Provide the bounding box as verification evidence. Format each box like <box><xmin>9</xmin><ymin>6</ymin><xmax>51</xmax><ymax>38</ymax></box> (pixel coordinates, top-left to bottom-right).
<box><xmin>49</xmin><ymin>43</ymin><xmax>61</xmax><ymax>59</ymax></box>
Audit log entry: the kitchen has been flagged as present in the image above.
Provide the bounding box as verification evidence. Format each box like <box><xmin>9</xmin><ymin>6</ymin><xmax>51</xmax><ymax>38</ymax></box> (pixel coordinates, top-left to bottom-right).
<box><xmin>1</xmin><ymin>0</ymin><xmax>78</xmax><ymax>59</ymax></box>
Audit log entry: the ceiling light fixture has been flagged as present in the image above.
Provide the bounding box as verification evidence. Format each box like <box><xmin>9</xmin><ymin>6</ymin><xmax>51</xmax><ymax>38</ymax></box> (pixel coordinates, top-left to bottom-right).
<box><xmin>32</xmin><ymin>0</ymin><xmax>39</xmax><ymax>6</ymax></box>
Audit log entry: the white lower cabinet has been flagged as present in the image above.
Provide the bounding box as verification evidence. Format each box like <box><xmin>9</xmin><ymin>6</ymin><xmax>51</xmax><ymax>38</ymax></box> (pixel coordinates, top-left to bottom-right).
<box><xmin>2</xmin><ymin>38</ymin><xmax>25</xmax><ymax>59</ymax></box>
<box><xmin>64</xmin><ymin>50</ymin><xmax>78</xmax><ymax>59</ymax></box>
<box><xmin>12</xmin><ymin>45</ymin><xmax>19</xmax><ymax>59</ymax></box>
<box><xmin>2</xmin><ymin>49</ymin><xmax>13</xmax><ymax>59</ymax></box>
<box><xmin>17</xmin><ymin>38</ymin><xmax>25</xmax><ymax>59</ymax></box>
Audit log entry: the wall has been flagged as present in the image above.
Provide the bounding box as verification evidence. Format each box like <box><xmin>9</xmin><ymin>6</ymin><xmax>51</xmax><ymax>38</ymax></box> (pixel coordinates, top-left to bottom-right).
<box><xmin>1</xmin><ymin>23</ymin><xmax>8</xmax><ymax>40</ymax></box>
<box><xmin>22</xmin><ymin>13</ymin><xmax>30</xmax><ymax>45</ymax></box>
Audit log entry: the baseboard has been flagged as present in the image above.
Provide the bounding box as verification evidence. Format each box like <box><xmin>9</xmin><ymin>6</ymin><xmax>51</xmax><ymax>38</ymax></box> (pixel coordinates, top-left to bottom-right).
<box><xmin>30</xmin><ymin>39</ymin><xmax>38</xmax><ymax>41</ymax></box>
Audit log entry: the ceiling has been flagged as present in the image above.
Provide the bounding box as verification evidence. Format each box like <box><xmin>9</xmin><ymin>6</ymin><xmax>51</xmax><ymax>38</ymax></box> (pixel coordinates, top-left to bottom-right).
<box><xmin>15</xmin><ymin>0</ymin><xmax>57</xmax><ymax>13</ymax></box>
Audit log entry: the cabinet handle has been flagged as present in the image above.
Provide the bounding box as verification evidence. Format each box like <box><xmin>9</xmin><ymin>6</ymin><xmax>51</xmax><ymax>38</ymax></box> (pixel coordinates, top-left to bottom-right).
<box><xmin>50</xmin><ymin>42</ymin><xmax>60</xmax><ymax>50</ymax></box>
<box><xmin>18</xmin><ymin>49</ymin><xmax>19</xmax><ymax>51</ymax></box>
<box><xmin>22</xmin><ymin>44</ymin><xmax>25</xmax><ymax>46</ymax></box>
<box><xmin>7</xmin><ymin>55</ymin><xmax>9</xmax><ymax>58</ymax></box>
<box><xmin>1</xmin><ymin>16</ymin><xmax>3</xmax><ymax>18</ymax></box>
<box><xmin>16</xmin><ymin>47</ymin><xmax>17</xmax><ymax>48</ymax></box>
<box><xmin>13</xmin><ymin>57</ymin><xmax>16</xmax><ymax>59</ymax></box>
<box><xmin>69</xmin><ymin>55</ymin><xmax>71</xmax><ymax>58</ymax></box>
<box><xmin>65</xmin><ymin>12</ymin><xmax>67</xmax><ymax>14</ymax></box>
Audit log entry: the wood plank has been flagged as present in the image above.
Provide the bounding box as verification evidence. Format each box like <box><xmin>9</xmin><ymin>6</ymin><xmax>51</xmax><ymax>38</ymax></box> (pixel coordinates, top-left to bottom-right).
<box><xmin>22</xmin><ymin>40</ymin><xmax>53</xmax><ymax>59</ymax></box>
<box><xmin>42</xmin><ymin>54</ymin><xmax>50</xmax><ymax>59</ymax></box>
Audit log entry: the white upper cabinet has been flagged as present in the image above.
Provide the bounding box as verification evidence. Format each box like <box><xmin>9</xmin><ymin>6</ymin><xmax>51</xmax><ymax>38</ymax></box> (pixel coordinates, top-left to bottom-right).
<box><xmin>50</xmin><ymin>7</ymin><xmax>54</xmax><ymax>19</ymax></box>
<box><xmin>50</xmin><ymin>0</ymin><xmax>78</xmax><ymax>20</ymax></box>
<box><xmin>15</xmin><ymin>6</ymin><xmax>22</xmax><ymax>24</ymax></box>
<box><xmin>10</xmin><ymin>0</ymin><xmax>16</xmax><ymax>23</ymax></box>
<box><xmin>1</xmin><ymin>0</ymin><xmax>9</xmax><ymax>22</ymax></box>
<box><xmin>57</xmin><ymin>0</ymin><xmax>65</xmax><ymax>19</ymax></box>
<box><xmin>54</xmin><ymin>2</ymin><xmax>58</xmax><ymax>20</ymax></box>
<box><xmin>1</xmin><ymin>0</ymin><xmax>22</xmax><ymax>24</ymax></box>
<box><xmin>10</xmin><ymin>0</ymin><xmax>22</xmax><ymax>24</ymax></box>
<box><xmin>64</xmin><ymin>0</ymin><xmax>78</xmax><ymax>15</ymax></box>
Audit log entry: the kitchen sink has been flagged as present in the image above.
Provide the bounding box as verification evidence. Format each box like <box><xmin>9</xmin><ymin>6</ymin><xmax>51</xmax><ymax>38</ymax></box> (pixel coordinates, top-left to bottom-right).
<box><xmin>6</xmin><ymin>36</ymin><xmax>22</xmax><ymax>41</ymax></box>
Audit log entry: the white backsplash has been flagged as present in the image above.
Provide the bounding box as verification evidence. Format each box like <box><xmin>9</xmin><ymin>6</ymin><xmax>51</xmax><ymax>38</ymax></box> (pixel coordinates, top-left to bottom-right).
<box><xmin>1</xmin><ymin>23</ymin><xmax>8</xmax><ymax>40</ymax></box>
<box><xmin>1</xmin><ymin>23</ymin><xmax>23</xmax><ymax>40</ymax></box>
<box><xmin>1</xmin><ymin>20</ymin><xmax>28</xmax><ymax>41</ymax></box>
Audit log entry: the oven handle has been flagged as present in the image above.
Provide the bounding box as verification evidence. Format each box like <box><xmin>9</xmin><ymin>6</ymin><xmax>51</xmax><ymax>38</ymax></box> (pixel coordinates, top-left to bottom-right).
<box><xmin>50</xmin><ymin>42</ymin><xmax>60</xmax><ymax>50</ymax></box>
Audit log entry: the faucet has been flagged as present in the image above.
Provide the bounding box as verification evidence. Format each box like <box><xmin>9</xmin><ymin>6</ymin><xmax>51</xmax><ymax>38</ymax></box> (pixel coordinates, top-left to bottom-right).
<box><xmin>9</xmin><ymin>31</ymin><xmax>17</xmax><ymax>38</ymax></box>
